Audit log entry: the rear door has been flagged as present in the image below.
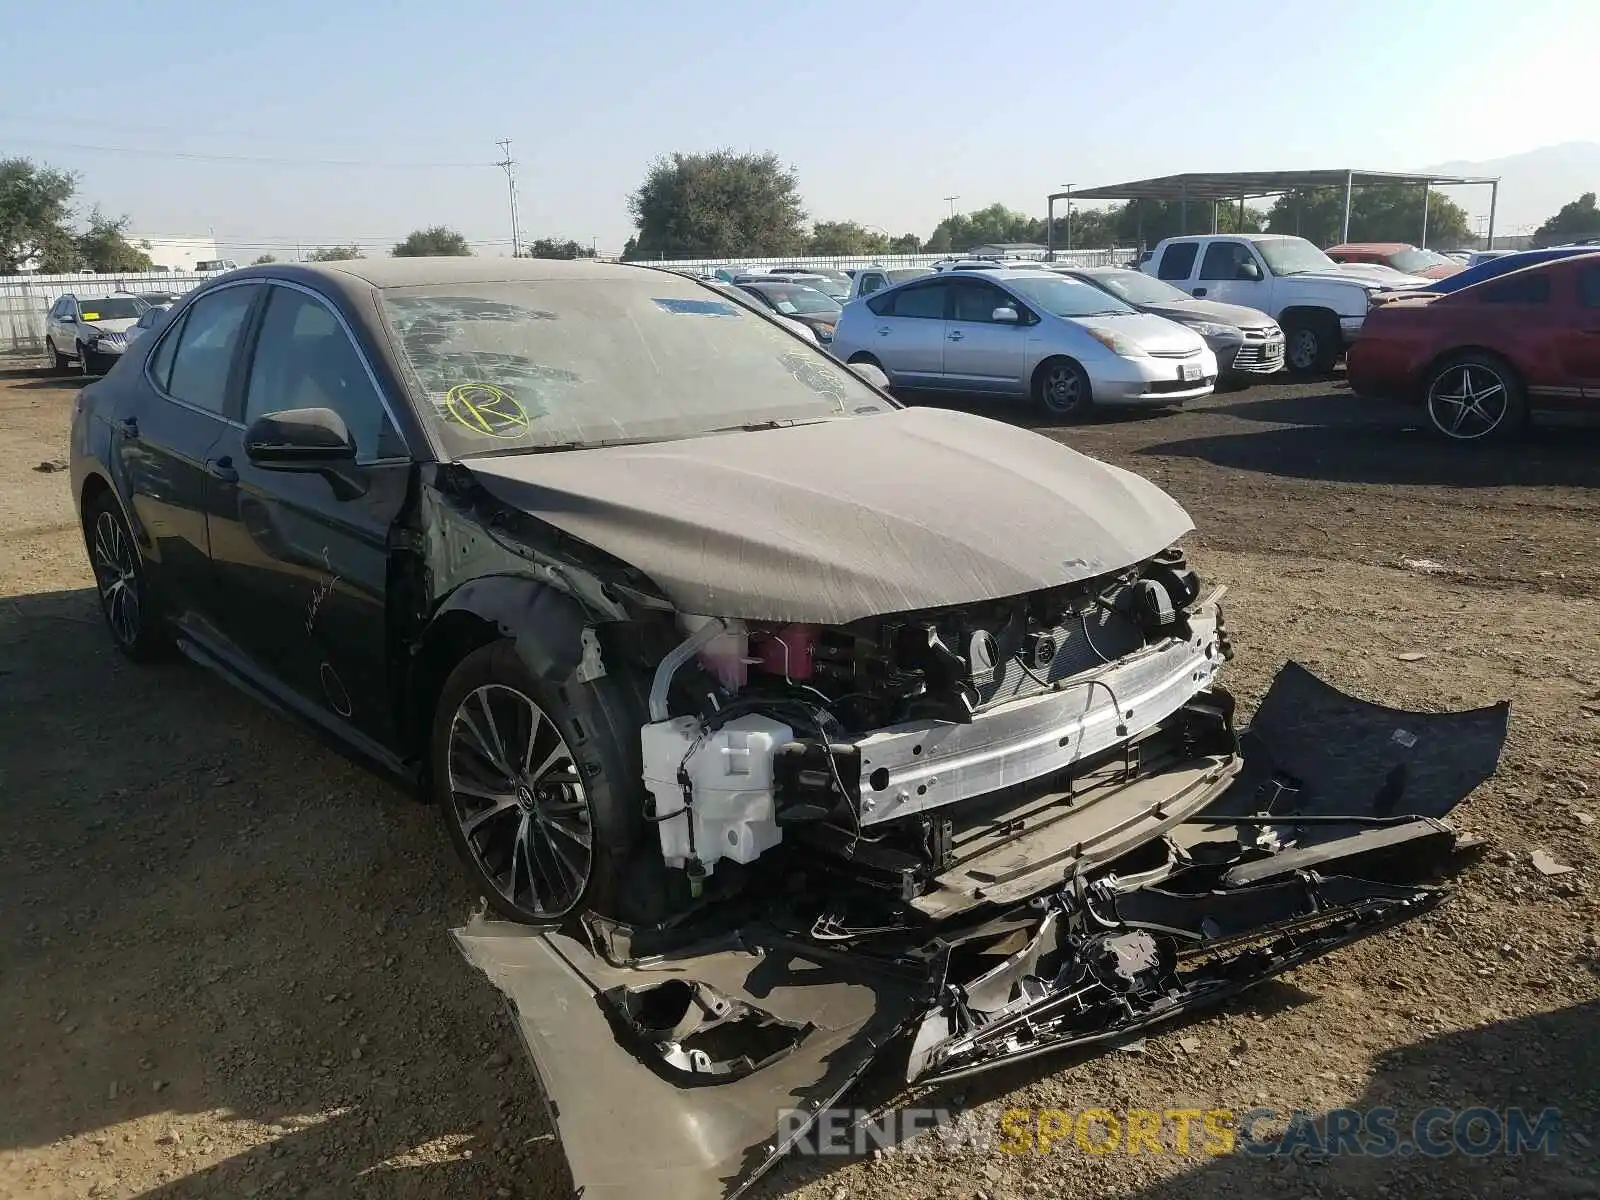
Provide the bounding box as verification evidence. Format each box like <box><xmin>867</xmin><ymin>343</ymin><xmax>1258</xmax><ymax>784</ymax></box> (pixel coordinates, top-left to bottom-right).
<box><xmin>941</xmin><ymin>278</ymin><xmax>1030</xmax><ymax>391</ymax></box>
<box><xmin>1155</xmin><ymin>242</ymin><xmax>1199</xmax><ymax>288</ymax></box>
<box><xmin>116</xmin><ymin>281</ymin><xmax>264</xmax><ymax>631</ymax></box>
<box><xmin>864</xmin><ymin>279</ymin><xmax>948</xmax><ymax>385</ymax></box>
<box><xmin>203</xmin><ymin>280</ymin><xmax>415</xmax><ymax>751</ymax></box>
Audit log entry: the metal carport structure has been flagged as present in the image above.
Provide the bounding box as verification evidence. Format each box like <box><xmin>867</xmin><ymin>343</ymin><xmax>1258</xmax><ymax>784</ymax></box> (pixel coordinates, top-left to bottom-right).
<box><xmin>1046</xmin><ymin>169</ymin><xmax>1501</xmax><ymax>254</ymax></box>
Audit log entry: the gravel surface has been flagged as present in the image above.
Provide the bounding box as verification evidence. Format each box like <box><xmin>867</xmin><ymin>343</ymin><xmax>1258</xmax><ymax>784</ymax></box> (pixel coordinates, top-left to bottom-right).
<box><xmin>1</xmin><ymin>363</ymin><xmax>1596</xmax><ymax>1199</ymax></box>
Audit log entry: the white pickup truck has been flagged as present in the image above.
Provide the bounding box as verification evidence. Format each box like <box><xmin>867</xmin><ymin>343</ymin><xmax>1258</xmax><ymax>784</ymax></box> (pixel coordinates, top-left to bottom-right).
<box><xmin>1139</xmin><ymin>234</ymin><xmax>1428</xmax><ymax>374</ymax></box>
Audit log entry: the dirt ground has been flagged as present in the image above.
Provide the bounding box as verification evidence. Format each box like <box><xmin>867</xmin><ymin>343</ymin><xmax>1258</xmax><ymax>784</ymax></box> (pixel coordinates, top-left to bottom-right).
<box><xmin>1</xmin><ymin>361</ymin><xmax>1597</xmax><ymax>1200</ymax></box>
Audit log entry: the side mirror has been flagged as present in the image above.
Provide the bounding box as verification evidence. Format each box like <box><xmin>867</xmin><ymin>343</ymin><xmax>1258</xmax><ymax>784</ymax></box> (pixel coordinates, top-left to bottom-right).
<box><xmin>991</xmin><ymin>306</ymin><xmax>1021</xmax><ymax>323</ymax></box>
<box><xmin>1236</xmin><ymin>261</ymin><xmax>1262</xmax><ymax>281</ymax></box>
<box><xmin>244</xmin><ymin>407</ymin><xmax>356</xmax><ymax>466</ymax></box>
<box><xmin>848</xmin><ymin>361</ymin><xmax>891</xmax><ymax>390</ymax></box>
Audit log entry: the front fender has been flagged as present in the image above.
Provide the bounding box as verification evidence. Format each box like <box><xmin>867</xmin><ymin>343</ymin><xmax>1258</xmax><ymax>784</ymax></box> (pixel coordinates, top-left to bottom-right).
<box><xmin>429</xmin><ymin>574</ymin><xmax>588</xmax><ymax>682</ymax></box>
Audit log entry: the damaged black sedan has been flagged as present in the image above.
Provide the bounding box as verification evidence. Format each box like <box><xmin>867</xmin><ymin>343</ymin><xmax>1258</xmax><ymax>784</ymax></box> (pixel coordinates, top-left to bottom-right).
<box><xmin>70</xmin><ymin>258</ymin><xmax>1509</xmax><ymax>1199</ymax></box>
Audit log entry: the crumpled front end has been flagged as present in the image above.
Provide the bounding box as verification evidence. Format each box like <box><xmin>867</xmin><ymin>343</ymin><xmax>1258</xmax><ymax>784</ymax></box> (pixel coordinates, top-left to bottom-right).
<box><xmin>454</xmin><ymin>663</ymin><xmax>1509</xmax><ymax>1200</ymax></box>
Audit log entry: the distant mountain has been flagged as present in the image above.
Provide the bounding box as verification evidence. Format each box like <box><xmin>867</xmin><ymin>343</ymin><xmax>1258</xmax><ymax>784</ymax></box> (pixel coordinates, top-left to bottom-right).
<box><xmin>1420</xmin><ymin>142</ymin><xmax>1600</xmax><ymax>233</ymax></box>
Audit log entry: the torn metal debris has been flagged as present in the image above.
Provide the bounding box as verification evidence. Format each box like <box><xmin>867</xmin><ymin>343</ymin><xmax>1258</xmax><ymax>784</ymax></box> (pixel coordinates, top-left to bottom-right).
<box><xmin>454</xmin><ymin>664</ymin><xmax>1509</xmax><ymax>1200</ymax></box>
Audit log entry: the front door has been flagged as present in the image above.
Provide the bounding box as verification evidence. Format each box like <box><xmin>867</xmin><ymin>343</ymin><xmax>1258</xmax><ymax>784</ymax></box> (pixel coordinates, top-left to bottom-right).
<box><xmin>204</xmin><ymin>281</ymin><xmax>414</xmax><ymax>751</ymax></box>
<box><xmin>1195</xmin><ymin>240</ymin><xmax>1266</xmax><ymax>307</ymax></box>
<box><xmin>941</xmin><ymin>278</ymin><xmax>1030</xmax><ymax>391</ymax></box>
<box><xmin>866</xmin><ymin>279</ymin><xmax>948</xmax><ymax>385</ymax></box>
<box><xmin>116</xmin><ymin>281</ymin><xmax>263</xmax><ymax>632</ymax></box>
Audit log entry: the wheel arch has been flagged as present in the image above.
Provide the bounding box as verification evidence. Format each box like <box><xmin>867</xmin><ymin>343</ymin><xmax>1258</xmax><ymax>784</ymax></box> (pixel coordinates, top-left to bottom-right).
<box><xmin>1031</xmin><ymin>353</ymin><xmax>1088</xmax><ymax>392</ymax></box>
<box><xmin>1420</xmin><ymin>344</ymin><xmax>1522</xmax><ymax>391</ymax></box>
<box><xmin>1276</xmin><ymin>304</ymin><xmax>1340</xmax><ymax>329</ymax></box>
<box><xmin>403</xmin><ymin>575</ymin><xmax>590</xmax><ymax>762</ymax></box>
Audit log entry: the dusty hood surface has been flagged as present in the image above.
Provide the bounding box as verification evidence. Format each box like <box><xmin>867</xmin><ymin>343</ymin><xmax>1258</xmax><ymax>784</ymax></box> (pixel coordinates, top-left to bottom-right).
<box><xmin>466</xmin><ymin>405</ymin><xmax>1193</xmax><ymax>622</ymax></box>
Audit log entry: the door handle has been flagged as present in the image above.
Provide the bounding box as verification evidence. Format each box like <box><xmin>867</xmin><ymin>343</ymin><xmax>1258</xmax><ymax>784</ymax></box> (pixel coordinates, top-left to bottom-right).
<box><xmin>876</xmin><ymin>326</ymin><xmax>891</xmax><ymax>336</ymax></box>
<box><xmin>205</xmin><ymin>455</ymin><xmax>238</xmax><ymax>483</ymax></box>
<box><xmin>947</xmin><ymin>331</ymin><xmax>964</xmax><ymax>341</ymax></box>
<box><xmin>116</xmin><ymin>416</ymin><xmax>139</xmax><ymax>438</ymax></box>
<box><xmin>1193</xmin><ymin>287</ymin><xmax>1208</xmax><ymax>297</ymax></box>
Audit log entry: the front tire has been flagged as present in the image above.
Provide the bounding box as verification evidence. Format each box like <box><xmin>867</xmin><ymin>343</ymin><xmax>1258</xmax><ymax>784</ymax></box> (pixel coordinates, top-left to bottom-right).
<box><xmin>1423</xmin><ymin>352</ymin><xmax>1526</xmax><ymax>442</ymax></box>
<box><xmin>1033</xmin><ymin>357</ymin><xmax>1094</xmax><ymax>420</ymax></box>
<box><xmin>432</xmin><ymin>641</ymin><xmax>642</xmax><ymax>924</ymax></box>
<box><xmin>83</xmin><ymin>492</ymin><xmax>169</xmax><ymax>662</ymax></box>
<box><xmin>1283</xmin><ymin>313</ymin><xmax>1341</xmax><ymax>375</ymax></box>
<box><xmin>47</xmin><ymin>338</ymin><xmax>70</xmax><ymax>372</ymax></box>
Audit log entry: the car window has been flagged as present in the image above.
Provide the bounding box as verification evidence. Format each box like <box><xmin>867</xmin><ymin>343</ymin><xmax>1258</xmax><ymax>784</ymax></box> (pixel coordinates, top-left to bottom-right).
<box><xmin>164</xmin><ymin>284</ymin><xmax>260</xmax><ymax>414</ymax></box>
<box><xmin>1579</xmin><ymin>266</ymin><xmax>1600</xmax><ymax>308</ymax></box>
<box><xmin>1157</xmin><ymin>243</ymin><xmax>1198</xmax><ymax>281</ymax></box>
<box><xmin>1198</xmin><ymin>241</ymin><xmax>1252</xmax><ymax>281</ymax></box>
<box><xmin>147</xmin><ymin>311</ymin><xmax>185</xmax><ymax>390</ymax></box>
<box><xmin>245</xmin><ymin>286</ymin><xmax>403</xmax><ymax>462</ymax></box>
<box><xmin>859</xmin><ymin>272</ymin><xmax>886</xmax><ymax>295</ymax></box>
<box><xmin>1478</xmin><ymin>273</ymin><xmax>1551</xmax><ymax>305</ymax></box>
<box><xmin>949</xmin><ymin>279</ymin><xmax>1013</xmax><ymax>322</ymax></box>
<box><xmin>878</xmin><ymin>281</ymin><xmax>947</xmax><ymax>319</ymax></box>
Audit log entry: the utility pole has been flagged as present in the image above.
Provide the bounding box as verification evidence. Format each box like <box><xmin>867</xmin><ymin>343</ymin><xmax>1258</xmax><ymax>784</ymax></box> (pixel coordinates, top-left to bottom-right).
<box><xmin>495</xmin><ymin>139</ymin><xmax>522</xmax><ymax>258</ymax></box>
<box><xmin>943</xmin><ymin>195</ymin><xmax>960</xmax><ymax>220</ymax></box>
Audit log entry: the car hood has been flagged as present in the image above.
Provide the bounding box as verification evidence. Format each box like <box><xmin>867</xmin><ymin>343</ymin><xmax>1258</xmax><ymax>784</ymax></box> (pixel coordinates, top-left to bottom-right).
<box><xmin>1297</xmin><ymin>264</ymin><xmax>1430</xmax><ymax>289</ymax></box>
<box><xmin>785</xmin><ymin>310</ymin><xmax>839</xmax><ymax>330</ymax></box>
<box><xmin>464</xmin><ymin>406</ymin><xmax>1194</xmax><ymax>623</ymax></box>
<box><xmin>85</xmin><ymin>317</ymin><xmax>139</xmax><ymax>334</ymax></box>
<box><xmin>1139</xmin><ymin>298</ymin><xmax>1278</xmax><ymax>330</ymax></box>
<box><xmin>1074</xmin><ymin>311</ymin><xmax>1203</xmax><ymax>356</ymax></box>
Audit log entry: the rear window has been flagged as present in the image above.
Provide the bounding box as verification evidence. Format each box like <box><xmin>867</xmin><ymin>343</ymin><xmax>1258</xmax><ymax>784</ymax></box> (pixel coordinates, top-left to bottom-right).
<box><xmin>1157</xmin><ymin>243</ymin><xmax>1198</xmax><ymax>280</ymax></box>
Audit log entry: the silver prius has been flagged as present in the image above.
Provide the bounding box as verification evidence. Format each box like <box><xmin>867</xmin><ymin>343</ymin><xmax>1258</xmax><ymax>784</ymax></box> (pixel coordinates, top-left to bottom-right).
<box><xmin>831</xmin><ymin>266</ymin><xmax>1217</xmax><ymax>419</ymax></box>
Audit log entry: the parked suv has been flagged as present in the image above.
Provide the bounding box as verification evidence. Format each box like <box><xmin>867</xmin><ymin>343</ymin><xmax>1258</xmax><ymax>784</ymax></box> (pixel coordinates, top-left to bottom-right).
<box><xmin>44</xmin><ymin>293</ymin><xmax>150</xmax><ymax>375</ymax></box>
<box><xmin>1141</xmin><ymin>235</ymin><xmax>1427</xmax><ymax>373</ymax></box>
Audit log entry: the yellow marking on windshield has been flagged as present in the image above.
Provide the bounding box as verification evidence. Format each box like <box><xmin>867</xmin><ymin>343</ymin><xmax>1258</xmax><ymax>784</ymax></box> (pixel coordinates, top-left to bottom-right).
<box><xmin>444</xmin><ymin>383</ymin><xmax>531</xmax><ymax>439</ymax></box>
<box><xmin>81</xmin><ymin>312</ymin><xmax>100</xmax><ymax>321</ymax></box>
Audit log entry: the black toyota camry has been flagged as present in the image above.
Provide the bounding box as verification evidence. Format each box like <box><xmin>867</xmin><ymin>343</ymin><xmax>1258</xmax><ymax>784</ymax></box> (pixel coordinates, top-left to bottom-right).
<box><xmin>70</xmin><ymin>256</ymin><xmax>1507</xmax><ymax>1200</ymax></box>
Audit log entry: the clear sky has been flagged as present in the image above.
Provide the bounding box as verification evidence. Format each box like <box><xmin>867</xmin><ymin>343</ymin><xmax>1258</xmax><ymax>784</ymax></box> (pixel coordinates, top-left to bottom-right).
<box><xmin>2</xmin><ymin>0</ymin><xmax>1594</xmax><ymax>260</ymax></box>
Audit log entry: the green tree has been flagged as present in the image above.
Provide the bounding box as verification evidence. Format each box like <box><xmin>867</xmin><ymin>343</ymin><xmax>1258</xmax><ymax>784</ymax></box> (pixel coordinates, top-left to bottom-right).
<box><xmin>923</xmin><ymin>203</ymin><xmax>1042</xmax><ymax>253</ymax></box>
<box><xmin>1096</xmin><ymin>200</ymin><xmax>1264</xmax><ymax>249</ymax></box>
<box><xmin>807</xmin><ymin>220</ymin><xmax>890</xmax><ymax>256</ymax></box>
<box><xmin>77</xmin><ymin>209</ymin><xmax>153</xmax><ymax>272</ymax></box>
<box><xmin>1532</xmin><ymin>192</ymin><xmax>1600</xmax><ymax>246</ymax></box>
<box><xmin>1265</xmin><ymin>186</ymin><xmax>1470</xmax><ymax>247</ymax></box>
<box><xmin>304</xmin><ymin>245</ymin><xmax>363</xmax><ymax>262</ymax></box>
<box><xmin>524</xmin><ymin>237</ymin><xmax>595</xmax><ymax>259</ymax></box>
<box><xmin>392</xmin><ymin>226</ymin><xmax>472</xmax><ymax>257</ymax></box>
<box><xmin>0</xmin><ymin>157</ymin><xmax>79</xmax><ymax>273</ymax></box>
<box><xmin>252</xmin><ymin>253</ymin><xmax>278</xmax><ymax>264</ymax></box>
<box><xmin>627</xmin><ymin>150</ymin><xmax>807</xmax><ymax>259</ymax></box>
<box><xmin>887</xmin><ymin>232</ymin><xmax>922</xmax><ymax>254</ymax></box>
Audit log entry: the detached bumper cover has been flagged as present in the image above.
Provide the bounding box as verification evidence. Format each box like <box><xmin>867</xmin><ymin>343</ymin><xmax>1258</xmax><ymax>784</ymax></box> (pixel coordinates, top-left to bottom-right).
<box><xmin>454</xmin><ymin>663</ymin><xmax>1508</xmax><ymax>1200</ymax></box>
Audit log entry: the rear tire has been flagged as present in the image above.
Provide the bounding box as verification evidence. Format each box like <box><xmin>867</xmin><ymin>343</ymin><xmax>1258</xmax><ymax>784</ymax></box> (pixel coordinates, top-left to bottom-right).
<box><xmin>432</xmin><ymin>641</ymin><xmax>646</xmax><ymax>925</ymax></box>
<box><xmin>1283</xmin><ymin>312</ymin><xmax>1341</xmax><ymax>375</ymax></box>
<box><xmin>1033</xmin><ymin>357</ymin><xmax>1094</xmax><ymax>421</ymax></box>
<box><xmin>1422</xmin><ymin>352</ymin><xmax>1527</xmax><ymax>443</ymax></box>
<box><xmin>83</xmin><ymin>491</ymin><xmax>170</xmax><ymax>662</ymax></box>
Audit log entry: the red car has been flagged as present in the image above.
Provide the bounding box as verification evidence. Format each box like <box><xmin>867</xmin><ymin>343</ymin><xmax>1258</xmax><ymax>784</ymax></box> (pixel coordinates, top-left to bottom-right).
<box><xmin>1346</xmin><ymin>252</ymin><xmax>1600</xmax><ymax>441</ymax></box>
<box><xmin>1327</xmin><ymin>242</ymin><xmax>1462</xmax><ymax>279</ymax></box>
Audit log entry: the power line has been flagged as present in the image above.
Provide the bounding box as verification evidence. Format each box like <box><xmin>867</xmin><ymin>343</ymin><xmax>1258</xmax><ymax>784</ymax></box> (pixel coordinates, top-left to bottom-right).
<box><xmin>0</xmin><ymin>135</ymin><xmax>490</xmax><ymax>169</ymax></box>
